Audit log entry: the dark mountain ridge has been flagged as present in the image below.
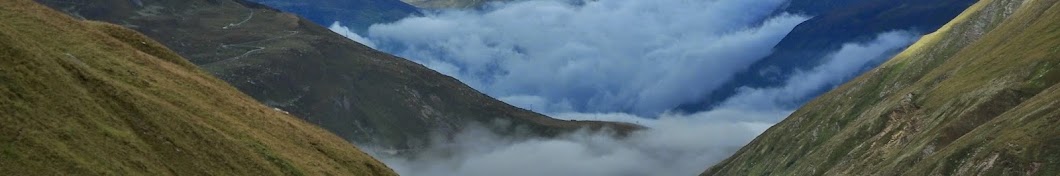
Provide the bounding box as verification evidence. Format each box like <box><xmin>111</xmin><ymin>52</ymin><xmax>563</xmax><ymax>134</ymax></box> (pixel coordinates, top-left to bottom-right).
<box><xmin>38</xmin><ymin>0</ymin><xmax>637</xmax><ymax>150</ymax></box>
<box><xmin>249</xmin><ymin>0</ymin><xmax>420</xmax><ymax>33</ymax></box>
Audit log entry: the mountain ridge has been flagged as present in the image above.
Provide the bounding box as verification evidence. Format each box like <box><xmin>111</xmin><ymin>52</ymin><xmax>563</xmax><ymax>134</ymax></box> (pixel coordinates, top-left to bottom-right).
<box><xmin>400</xmin><ymin>0</ymin><xmax>504</xmax><ymax>9</ymax></box>
<box><xmin>704</xmin><ymin>0</ymin><xmax>1060</xmax><ymax>174</ymax></box>
<box><xmin>37</xmin><ymin>0</ymin><xmax>637</xmax><ymax>150</ymax></box>
<box><xmin>678</xmin><ymin>0</ymin><xmax>976</xmax><ymax>113</ymax></box>
<box><xmin>0</xmin><ymin>0</ymin><xmax>395</xmax><ymax>175</ymax></box>
<box><xmin>249</xmin><ymin>0</ymin><xmax>419</xmax><ymax>33</ymax></box>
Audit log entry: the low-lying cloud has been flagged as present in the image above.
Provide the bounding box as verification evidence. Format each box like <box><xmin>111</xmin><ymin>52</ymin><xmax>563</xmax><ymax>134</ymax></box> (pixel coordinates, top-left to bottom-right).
<box><xmin>328</xmin><ymin>0</ymin><xmax>921</xmax><ymax>175</ymax></box>
<box><xmin>370</xmin><ymin>116</ymin><xmax>773</xmax><ymax>176</ymax></box>
<box><xmin>359</xmin><ymin>30</ymin><xmax>918</xmax><ymax>176</ymax></box>
<box><xmin>718</xmin><ymin>31</ymin><xmax>920</xmax><ymax>116</ymax></box>
<box><xmin>359</xmin><ymin>0</ymin><xmax>805</xmax><ymax>116</ymax></box>
<box><xmin>329</xmin><ymin>21</ymin><xmax>378</xmax><ymax>49</ymax></box>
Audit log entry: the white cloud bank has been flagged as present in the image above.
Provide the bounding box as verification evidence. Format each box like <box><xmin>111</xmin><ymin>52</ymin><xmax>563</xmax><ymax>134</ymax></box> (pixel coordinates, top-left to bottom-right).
<box><xmin>719</xmin><ymin>31</ymin><xmax>920</xmax><ymax>115</ymax></box>
<box><xmin>356</xmin><ymin>30</ymin><xmax>920</xmax><ymax>176</ymax></box>
<box><xmin>329</xmin><ymin>21</ymin><xmax>378</xmax><ymax>49</ymax></box>
<box><xmin>371</xmin><ymin>117</ymin><xmax>774</xmax><ymax>176</ymax></box>
<box><xmin>362</xmin><ymin>0</ymin><xmax>806</xmax><ymax>116</ymax></box>
<box><xmin>329</xmin><ymin>0</ymin><xmax>920</xmax><ymax>174</ymax></box>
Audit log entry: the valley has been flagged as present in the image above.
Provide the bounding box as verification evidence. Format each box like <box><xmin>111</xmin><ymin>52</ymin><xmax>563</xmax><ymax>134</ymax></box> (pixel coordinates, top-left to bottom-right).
<box><xmin>37</xmin><ymin>0</ymin><xmax>636</xmax><ymax>152</ymax></box>
<box><xmin>4</xmin><ymin>0</ymin><xmax>1059</xmax><ymax>175</ymax></box>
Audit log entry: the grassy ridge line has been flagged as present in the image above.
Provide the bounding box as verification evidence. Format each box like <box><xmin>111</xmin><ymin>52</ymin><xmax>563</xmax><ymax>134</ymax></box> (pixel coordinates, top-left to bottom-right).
<box><xmin>0</xmin><ymin>0</ymin><xmax>396</xmax><ymax>175</ymax></box>
<box><xmin>704</xmin><ymin>0</ymin><xmax>1060</xmax><ymax>175</ymax></box>
<box><xmin>36</xmin><ymin>0</ymin><xmax>640</xmax><ymax>150</ymax></box>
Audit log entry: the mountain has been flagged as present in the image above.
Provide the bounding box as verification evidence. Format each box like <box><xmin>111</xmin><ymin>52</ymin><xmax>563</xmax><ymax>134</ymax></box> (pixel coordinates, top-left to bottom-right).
<box><xmin>37</xmin><ymin>0</ymin><xmax>636</xmax><ymax>150</ymax></box>
<box><xmin>678</xmin><ymin>0</ymin><xmax>976</xmax><ymax>112</ymax></box>
<box><xmin>0</xmin><ymin>0</ymin><xmax>394</xmax><ymax>175</ymax></box>
<box><xmin>705</xmin><ymin>0</ymin><xmax>1060</xmax><ymax>175</ymax></box>
<box><xmin>399</xmin><ymin>0</ymin><xmax>505</xmax><ymax>9</ymax></box>
<box><xmin>248</xmin><ymin>0</ymin><xmax>419</xmax><ymax>33</ymax></box>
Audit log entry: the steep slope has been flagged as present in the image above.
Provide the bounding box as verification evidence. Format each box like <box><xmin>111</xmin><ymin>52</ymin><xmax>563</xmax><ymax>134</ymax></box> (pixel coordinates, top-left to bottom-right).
<box><xmin>705</xmin><ymin>0</ymin><xmax>1060</xmax><ymax>175</ymax></box>
<box><xmin>776</xmin><ymin>0</ymin><xmax>863</xmax><ymax>15</ymax></box>
<box><xmin>678</xmin><ymin>0</ymin><xmax>976</xmax><ymax>112</ymax></box>
<box><xmin>249</xmin><ymin>0</ymin><xmax>419</xmax><ymax>33</ymax></box>
<box><xmin>0</xmin><ymin>1</ymin><xmax>394</xmax><ymax>175</ymax></box>
<box><xmin>37</xmin><ymin>0</ymin><xmax>635</xmax><ymax>150</ymax></box>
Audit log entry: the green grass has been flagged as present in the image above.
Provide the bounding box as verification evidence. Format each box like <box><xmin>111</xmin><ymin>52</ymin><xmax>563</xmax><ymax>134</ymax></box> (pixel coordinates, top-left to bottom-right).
<box><xmin>706</xmin><ymin>0</ymin><xmax>1060</xmax><ymax>175</ymax></box>
<box><xmin>0</xmin><ymin>1</ymin><xmax>396</xmax><ymax>175</ymax></box>
<box><xmin>38</xmin><ymin>0</ymin><xmax>639</xmax><ymax>150</ymax></box>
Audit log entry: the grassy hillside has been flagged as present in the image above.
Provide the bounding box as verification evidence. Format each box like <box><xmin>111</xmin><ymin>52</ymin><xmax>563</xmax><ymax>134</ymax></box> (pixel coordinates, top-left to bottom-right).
<box><xmin>36</xmin><ymin>0</ymin><xmax>637</xmax><ymax>151</ymax></box>
<box><xmin>0</xmin><ymin>1</ymin><xmax>395</xmax><ymax>175</ymax></box>
<box><xmin>704</xmin><ymin>0</ymin><xmax>1060</xmax><ymax>175</ymax></box>
<box><xmin>678</xmin><ymin>0</ymin><xmax>976</xmax><ymax>113</ymax></box>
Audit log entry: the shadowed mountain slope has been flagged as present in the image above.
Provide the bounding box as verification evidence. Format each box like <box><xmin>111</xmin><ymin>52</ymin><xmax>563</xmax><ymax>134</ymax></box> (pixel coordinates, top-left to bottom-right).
<box><xmin>0</xmin><ymin>1</ymin><xmax>395</xmax><ymax>175</ymax></box>
<box><xmin>399</xmin><ymin>0</ymin><xmax>505</xmax><ymax>9</ymax></box>
<box><xmin>37</xmin><ymin>0</ymin><xmax>636</xmax><ymax>150</ymax></box>
<box><xmin>705</xmin><ymin>0</ymin><xmax>1060</xmax><ymax>175</ymax></box>
<box><xmin>679</xmin><ymin>0</ymin><xmax>976</xmax><ymax>112</ymax></box>
<box><xmin>249</xmin><ymin>0</ymin><xmax>420</xmax><ymax>33</ymax></box>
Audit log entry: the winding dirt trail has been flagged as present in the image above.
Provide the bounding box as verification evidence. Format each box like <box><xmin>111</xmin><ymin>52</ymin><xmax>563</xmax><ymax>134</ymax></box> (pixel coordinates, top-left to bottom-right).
<box><xmin>215</xmin><ymin>31</ymin><xmax>300</xmax><ymax>63</ymax></box>
<box><xmin>222</xmin><ymin>9</ymin><xmax>254</xmax><ymax>29</ymax></box>
<box><xmin>210</xmin><ymin>8</ymin><xmax>304</xmax><ymax>64</ymax></box>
